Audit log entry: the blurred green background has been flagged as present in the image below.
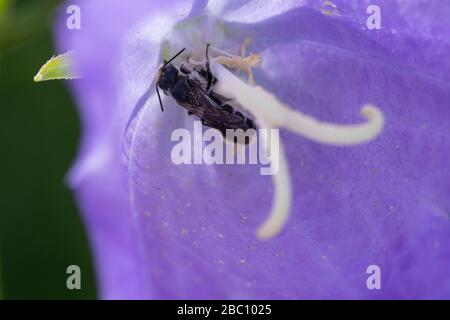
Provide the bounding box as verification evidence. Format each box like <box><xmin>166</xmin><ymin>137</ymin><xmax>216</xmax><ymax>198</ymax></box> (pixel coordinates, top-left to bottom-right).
<box><xmin>0</xmin><ymin>0</ymin><xmax>96</xmax><ymax>298</ymax></box>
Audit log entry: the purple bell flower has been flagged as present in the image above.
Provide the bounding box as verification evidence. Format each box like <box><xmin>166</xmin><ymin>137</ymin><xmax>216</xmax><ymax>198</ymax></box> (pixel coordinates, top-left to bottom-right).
<box><xmin>56</xmin><ymin>0</ymin><xmax>450</xmax><ymax>299</ymax></box>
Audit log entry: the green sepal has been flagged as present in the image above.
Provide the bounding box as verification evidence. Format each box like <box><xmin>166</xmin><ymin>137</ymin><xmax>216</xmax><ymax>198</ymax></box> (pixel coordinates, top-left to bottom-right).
<box><xmin>34</xmin><ymin>51</ymin><xmax>80</xmax><ymax>82</ymax></box>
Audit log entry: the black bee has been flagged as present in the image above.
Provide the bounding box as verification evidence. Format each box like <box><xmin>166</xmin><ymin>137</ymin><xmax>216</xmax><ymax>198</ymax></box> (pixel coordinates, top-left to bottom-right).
<box><xmin>156</xmin><ymin>45</ymin><xmax>256</xmax><ymax>143</ymax></box>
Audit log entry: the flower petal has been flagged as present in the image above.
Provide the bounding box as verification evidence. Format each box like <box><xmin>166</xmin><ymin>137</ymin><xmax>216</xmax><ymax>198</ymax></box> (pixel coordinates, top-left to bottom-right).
<box><xmin>127</xmin><ymin>6</ymin><xmax>450</xmax><ymax>299</ymax></box>
<box><xmin>57</xmin><ymin>1</ymin><xmax>450</xmax><ymax>298</ymax></box>
<box><xmin>207</xmin><ymin>0</ymin><xmax>304</xmax><ymax>23</ymax></box>
<box><xmin>56</xmin><ymin>0</ymin><xmax>195</xmax><ymax>299</ymax></box>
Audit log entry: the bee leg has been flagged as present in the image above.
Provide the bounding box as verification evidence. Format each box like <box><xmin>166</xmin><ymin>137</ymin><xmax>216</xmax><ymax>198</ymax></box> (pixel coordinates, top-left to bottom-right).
<box><xmin>187</xmin><ymin>111</ymin><xmax>193</xmax><ymax>116</ymax></box>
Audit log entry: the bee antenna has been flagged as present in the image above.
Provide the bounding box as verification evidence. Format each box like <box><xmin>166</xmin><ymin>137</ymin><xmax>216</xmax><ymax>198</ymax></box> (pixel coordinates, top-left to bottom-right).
<box><xmin>163</xmin><ymin>48</ymin><xmax>186</xmax><ymax>69</ymax></box>
<box><xmin>156</xmin><ymin>83</ymin><xmax>164</xmax><ymax>112</ymax></box>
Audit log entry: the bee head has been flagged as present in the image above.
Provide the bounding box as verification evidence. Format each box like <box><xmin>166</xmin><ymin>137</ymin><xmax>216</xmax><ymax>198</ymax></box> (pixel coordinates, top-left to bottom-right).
<box><xmin>157</xmin><ymin>63</ymin><xmax>178</xmax><ymax>92</ymax></box>
<box><xmin>156</xmin><ymin>48</ymin><xmax>186</xmax><ymax>112</ymax></box>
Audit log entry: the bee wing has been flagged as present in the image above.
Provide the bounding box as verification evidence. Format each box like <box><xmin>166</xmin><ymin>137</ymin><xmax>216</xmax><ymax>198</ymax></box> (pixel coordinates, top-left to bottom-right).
<box><xmin>191</xmin><ymin>85</ymin><xmax>246</xmax><ymax>131</ymax></box>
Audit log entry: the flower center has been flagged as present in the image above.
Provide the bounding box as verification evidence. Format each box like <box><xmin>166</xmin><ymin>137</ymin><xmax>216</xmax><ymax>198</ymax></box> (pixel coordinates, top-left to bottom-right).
<box><xmin>160</xmin><ymin>16</ymin><xmax>385</xmax><ymax>240</ymax></box>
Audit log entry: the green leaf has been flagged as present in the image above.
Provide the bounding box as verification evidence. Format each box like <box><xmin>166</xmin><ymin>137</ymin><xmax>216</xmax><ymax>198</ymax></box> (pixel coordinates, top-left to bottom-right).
<box><xmin>34</xmin><ymin>51</ymin><xmax>80</xmax><ymax>82</ymax></box>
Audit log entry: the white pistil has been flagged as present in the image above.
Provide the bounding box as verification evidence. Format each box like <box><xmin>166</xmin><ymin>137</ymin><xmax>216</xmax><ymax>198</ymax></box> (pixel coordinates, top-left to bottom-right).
<box><xmin>281</xmin><ymin>105</ymin><xmax>384</xmax><ymax>145</ymax></box>
<box><xmin>256</xmin><ymin>120</ymin><xmax>292</xmax><ymax>240</ymax></box>
<box><xmin>211</xmin><ymin>62</ymin><xmax>384</xmax><ymax>240</ymax></box>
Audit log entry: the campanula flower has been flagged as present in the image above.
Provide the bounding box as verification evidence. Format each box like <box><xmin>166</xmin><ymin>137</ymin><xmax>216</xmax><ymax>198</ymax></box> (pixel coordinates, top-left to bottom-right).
<box><xmin>56</xmin><ymin>0</ymin><xmax>450</xmax><ymax>299</ymax></box>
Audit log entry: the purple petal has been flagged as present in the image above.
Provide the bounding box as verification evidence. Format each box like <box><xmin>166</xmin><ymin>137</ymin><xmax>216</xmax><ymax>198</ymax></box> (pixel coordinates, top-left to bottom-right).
<box><xmin>207</xmin><ymin>0</ymin><xmax>304</xmax><ymax>23</ymax></box>
<box><xmin>56</xmin><ymin>0</ymin><xmax>194</xmax><ymax>299</ymax></box>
